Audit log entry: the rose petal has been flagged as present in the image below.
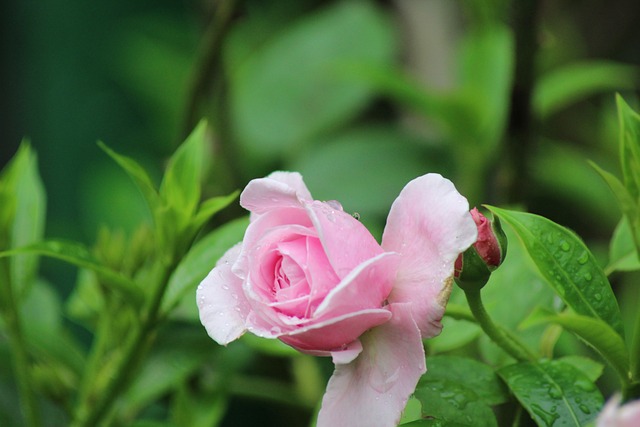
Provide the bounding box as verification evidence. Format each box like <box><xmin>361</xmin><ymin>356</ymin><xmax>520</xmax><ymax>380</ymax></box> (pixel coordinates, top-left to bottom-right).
<box><xmin>317</xmin><ymin>303</ymin><xmax>425</xmax><ymax>427</ymax></box>
<box><xmin>297</xmin><ymin>339</ymin><xmax>364</xmax><ymax>364</ymax></box>
<box><xmin>197</xmin><ymin>244</ymin><xmax>250</xmax><ymax>345</ymax></box>
<box><xmin>306</xmin><ymin>201</ymin><xmax>384</xmax><ymax>278</ymax></box>
<box><xmin>382</xmin><ymin>173</ymin><xmax>477</xmax><ymax>338</ymax></box>
<box><xmin>278</xmin><ymin>308</ymin><xmax>391</xmax><ymax>351</ymax></box>
<box><xmin>240</xmin><ymin>171</ymin><xmax>311</xmax><ymax>214</ymax></box>
<box><xmin>314</xmin><ymin>252</ymin><xmax>400</xmax><ymax>319</ymax></box>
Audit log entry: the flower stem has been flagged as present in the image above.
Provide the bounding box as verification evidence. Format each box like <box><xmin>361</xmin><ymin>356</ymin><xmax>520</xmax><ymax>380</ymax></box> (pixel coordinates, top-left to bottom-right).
<box><xmin>0</xmin><ymin>260</ymin><xmax>41</xmax><ymax>427</ymax></box>
<box><xmin>463</xmin><ymin>288</ymin><xmax>537</xmax><ymax>362</ymax></box>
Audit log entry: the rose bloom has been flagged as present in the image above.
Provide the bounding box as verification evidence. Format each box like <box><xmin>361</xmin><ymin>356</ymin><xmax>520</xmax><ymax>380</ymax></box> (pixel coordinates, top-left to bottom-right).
<box><xmin>597</xmin><ymin>395</ymin><xmax>640</xmax><ymax>427</ymax></box>
<box><xmin>197</xmin><ymin>172</ymin><xmax>477</xmax><ymax>427</ymax></box>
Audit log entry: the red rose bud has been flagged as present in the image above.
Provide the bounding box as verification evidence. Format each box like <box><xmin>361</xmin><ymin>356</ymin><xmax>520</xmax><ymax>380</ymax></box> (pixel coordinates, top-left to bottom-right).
<box><xmin>454</xmin><ymin>208</ymin><xmax>507</xmax><ymax>290</ymax></box>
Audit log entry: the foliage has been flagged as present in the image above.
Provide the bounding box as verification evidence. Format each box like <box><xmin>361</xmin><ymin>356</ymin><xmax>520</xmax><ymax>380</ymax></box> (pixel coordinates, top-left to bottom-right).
<box><xmin>2</xmin><ymin>0</ymin><xmax>640</xmax><ymax>426</ymax></box>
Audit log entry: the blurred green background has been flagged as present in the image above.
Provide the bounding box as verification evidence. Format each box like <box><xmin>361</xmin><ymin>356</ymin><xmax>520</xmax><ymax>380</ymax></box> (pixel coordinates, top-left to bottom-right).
<box><xmin>2</xmin><ymin>0</ymin><xmax>640</xmax><ymax>425</ymax></box>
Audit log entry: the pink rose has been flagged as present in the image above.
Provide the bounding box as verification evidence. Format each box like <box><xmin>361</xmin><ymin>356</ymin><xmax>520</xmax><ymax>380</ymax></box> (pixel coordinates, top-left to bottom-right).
<box><xmin>597</xmin><ymin>395</ymin><xmax>640</xmax><ymax>427</ymax></box>
<box><xmin>197</xmin><ymin>171</ymin><xmax>477</xmax><ymax>427</ymax></box>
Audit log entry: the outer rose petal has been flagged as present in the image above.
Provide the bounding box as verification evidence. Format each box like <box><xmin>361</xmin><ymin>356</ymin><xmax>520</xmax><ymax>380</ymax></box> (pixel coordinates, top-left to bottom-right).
<box><xmin>382</xmin><ymin>174</ymin><xmax>477</xmax><ymax>338</ymax></box>
<box><xmin>240</xmin><ymin>171</ymin><xmax>311</xmax><ymax>214</ymax></box>
<box><xmin>597</xmin><ymin>395</ymin><xmax>640</xmax><ymax>427</ymax></box>
<box><xmin>197</xmin><ymin>244</ymin><xmax>250</xmax><ymax>345</ymax></box>
<box><xmin>317</xmin><ymin>303</ymin><xmax>425</xmax><ymax>427</ymax></box>
<box><xmin>306</xmin><ymin>201</ymin><xmax>384</xmax><ymax>278</ymax></box>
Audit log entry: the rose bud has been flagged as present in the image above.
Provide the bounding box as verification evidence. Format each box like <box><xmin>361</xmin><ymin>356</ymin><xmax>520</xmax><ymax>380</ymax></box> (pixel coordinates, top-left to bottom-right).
<box><xmin>454</xmin><ymin>207</ymin><xmax>507</xmax><ymax>290</ymax></box>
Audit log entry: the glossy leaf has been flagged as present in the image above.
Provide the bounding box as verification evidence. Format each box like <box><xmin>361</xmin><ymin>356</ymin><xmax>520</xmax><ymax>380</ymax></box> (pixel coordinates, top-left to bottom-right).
<box><xmin>159</xmin><ymin>120</ymin><xmax>207</xmax><ymax>222</ymax></box>
<box><xmin>189</xmin><ymin>191</ymin><xmax>240</xmax><ymax>233</ymax></box>
<box><xmin>520</xmin><ymin>308</ymin><xmax>630</xmax><ymax>384</ymax></box>
<box><xmin>498</xmin><ymin>359</ymin><xmax>603</xmax><ymax>427</ymax></box>
<box><xmin>0</xmin><ymin>240</ymin><xmax>143</xmax><ymax>306</ymax></box>
<box><xmin>533</xmin><ymin>62</ymin><xmax>637</xmax><ymax>119</ymax></box>
<box><xmin>163</xmin><ymin>217</ymin><xmax>248</xmax><ymax>318</ymax></box>
<box><xmin>97</xmin><ymin>141</ymin><xmax>159</xmax><ymax>214</ymax></box>
<box><xmin>556</xmin><ymin>356</ymin><xmax>604</xmax><ymax>383</ymax></box>
<box><xmin>413</xmin><ymin>356</ymin><xmax>506</xmax><ymax>426</ymax></box>
<box><xmin>606</xmin><ymin>217</ymin><xmax>640</xmax><ymax>274</ymax></box>
<box><xmin>230</xmin><ymin>0</ymin><xmax>395</xmax><ymax>159</ymax></box>
<box><xmin>488</xmin><ymin>206</ymin><xmax>624</xmax><ymax>337</ymax></box>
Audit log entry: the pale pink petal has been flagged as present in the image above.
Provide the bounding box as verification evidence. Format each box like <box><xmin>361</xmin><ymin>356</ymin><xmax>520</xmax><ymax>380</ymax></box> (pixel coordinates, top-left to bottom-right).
<box><xmin>297</xmin><ymin>339</ymin><xmax>363</xmax><ymax>364</ymax></box>
<box><xmin>597</xmin><ymin>395</ymin><xmax>640</xmax><ymax>427</ymax></box>
<box><xmin>240</xmin><ymin>172</ymin><xmax>311</xmax><ymax>214</ymax></box>
<box><xmin>314</xmin><ymin>252</ymin><xmax>400</xmax><ymax>319</ymax></box>
<box><xmin>306</xmin><ymin>201</ymin><xmax>384</xmax><ymax>278</ymax></box>
<box><xmin>317</xmin><ymin>303</ymin><xmax>425</xmax><ymax>427</ymax></box>
<box><xmin>382</xmin><ymin>173</ymin><xmax>476</xmax><ymax>338</ymax></box>
<box><xmin>197</xmin><ymin>244</ymin><xmax>250</xmax><ymax>345</ymax></box>
<box><xmin>278</xmin><ymin>308</ymin><xmax>391</xmax><ymax>351</ymax></box>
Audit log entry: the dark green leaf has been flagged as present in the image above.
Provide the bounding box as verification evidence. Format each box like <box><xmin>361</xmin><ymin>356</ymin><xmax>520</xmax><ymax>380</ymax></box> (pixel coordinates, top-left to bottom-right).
<box><xmin>97</xmin><ymin>141</ymin><xmax>159</xmax><ymax>214</ymax></box>
<box><xmin>413</xmin><ymin>356</ymin><xmax>506</xmax><ymax>426</ymax></box>
<box><xmin>163</xmin><ymin>217</ymin><xmax>248</xmax><ymax>318</ymax></box>
<box><xmin>0</xmin><ymin>240</ymin><xmax>143</xmax><ymax>305</ymax></box>
<box><xmin>488</xmin><ymin>206</ymin><xmax>624</xmax><ymax>337</ymax></box>
<box><xmin>520</xmin><ymin>308</ymin><xmax>630</xmax><ymax>384</ymax></box>
<box><xmin>533</xmin><ymin>62</ymin><xmax>637</xmax><ymax>119</ymax></box>
<box><xmin>160</xmin><ymin>120</ymin><xmax>207</xmax><ymax>222</ymax></box>
<box><xmin>498</xmin><ymin>360</ymin><xmax>603</xmax><ymax>427</ymax></box>
<box><xmin>171</xmin><ymin>383</ymin><xmax>227</xmax><ymax>427</ymax></box>
<box><xmin>606</xmin><ymin>217</ymin><xmax>640</xmax><ymax>274</ymax></box>
<box><xmin>230</xmin><ymin>1</ymin><xmax>395</xmax><ymax>159</ymax></box>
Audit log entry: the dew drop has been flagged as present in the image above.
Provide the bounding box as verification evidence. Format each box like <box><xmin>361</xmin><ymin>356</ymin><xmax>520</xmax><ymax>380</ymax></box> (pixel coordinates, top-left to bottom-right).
<box><xmin>548</xmin><ymin>387</ymin><xmax>562</xmax><ymax>399</ymax></box>
<box><xmin>270</xmin><ymin>326</ymin><xmax>282</xmax><ymax>335</ymax></box>
<box><xmin>579</xmin><ymin>404</ymin><xmax>591</xmax><ymax>414</ymax></box>
<box><xmin>577</xmin><ymin>252</ymin><xmax>589</xmax><ymax>265</ymax></box>
<box><xmin>560</xmin><ymin>241</ymin><xmax>570</xmax><ymax>251</ymax></box>
<box><xmin>584</xmin><ymin>272</ymin><xmax>593</xmax><ymax>281</ymax></box>
<box><xmin>222</xmin><ymin>285</ymin><xmax>230</xmax><ymax>290</ymax></box>
<box><xmin>218</xmin><ymin>311</ymin><xmax>225</xmax><ymax>316</ymax></box>
<box><xmin>594</xmin><ymin>293</ymin><xmax>602</xmax><ymax>301</ymax></box>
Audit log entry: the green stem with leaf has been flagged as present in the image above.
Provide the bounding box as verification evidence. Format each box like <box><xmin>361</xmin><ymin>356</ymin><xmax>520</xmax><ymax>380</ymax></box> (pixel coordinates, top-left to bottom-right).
<box><xmin>464</xmin><ymin>288</ymin><xmax>537</xmax><ymax>362</ymax></box>
<box><xmin>0</xmin><ymin>259</ymin><xmax>41</xmax><ymax>427</ymax></box>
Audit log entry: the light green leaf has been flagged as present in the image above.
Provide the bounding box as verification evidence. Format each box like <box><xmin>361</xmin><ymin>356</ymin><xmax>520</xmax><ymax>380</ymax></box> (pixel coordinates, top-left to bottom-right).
<box><xmin>413</xmin><ymin>356</ymin><xmax>505</xmax><ymax>426</ymax></box>
<box><xmin>488</xmin><ymin>206</ymin><xmax>624</xmax><ymax>337</ymax></box>
<box><xmin>189</xmin><ymin>191</ymin><xmax>240</xmax><ymax>233</ymax></box>
<box><xmin>160</xmin><ymin>120</ymin><xmax>207</xmax><ymax>222</ymax></box>
<box><xmin>606</xmin><ymin>217</ymin><xmax>640</xmax><ymax>274</ymax></box>
<box><xmin>498</xmin><ymin>360</ymin><xmax>604</xmax><ymax>427</ymax></box>
<box><xmin>617</xmin><ymin>95</ymin><xmax>640</xmax><ymax>201</ymax></box>
<box><xmin>556</xmin><ymin>356</ymin><xmax>605</xmax><ymax>383</ymax></box>
<box><xmin>171</xmin><ymin>383</ymin><xmax>227</xmax><ymax>427</ymax></box>
<box><xmin>163</xmin><ymin>217</ymin><xmax>248</xmax><ymax>318</ymax></box>
<box><xmin>520</xmin><ymin>308</ymin><xmax>630</xmax><ymax>384</ymax></box>
<box><xmin>458</xmin><ymin>25</ymin><xmax>514</xmax><ymax>150</ymax></box>
<box><xmin>97</xmin><ymin>141</ymin><xmax>159</xmax><ymax>214</ymax></box>
<box><xmin>230</xmin><ymin>1</ymin><xmax>395</xmax><ymax>159</ymax></box>
<box><xmin>533</xmin><ymin>62</ymin><xmax>637</xmax><ymax>119</ymax></box>
<box><xmin>8</xmin><ymin>142</ymin><xmax>46</xmax><ymax>298</ymax></box>
<box><xmin>0</xmin><ymin>240</ymin><xmax>143</xmax><ymax>306</ymax></box>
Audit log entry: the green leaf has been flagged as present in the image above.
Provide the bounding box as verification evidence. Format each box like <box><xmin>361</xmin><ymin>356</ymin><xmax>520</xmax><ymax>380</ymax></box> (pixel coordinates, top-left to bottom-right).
<box><xmin>230</xmin><ymin>0</ymin><xmax>395</xmax><ymax>159</ymax></box>
<box><xmin>520</xmin><ymin>308</ymin><xmax>630</xmax><ymax>384</ymax></box>
<box><xmin>8</xmin><ymin>143</ymin><xmax>46</xmax><ymax>298</ymax></box>
<box><xmin>533</xmin><ymin>62</ymin><xmax>637</xmax><ymax>119</ymax></box>
<box><xmin>413</xmin><ymin>356</ymin><xmax>506</xmax><ymax>426</ymax></box>
<box><xmin>122</xmin><ymin>325</ymin><xmax>211</xmax><ymax>418</ymax></box>
<box><xmin>617</xmin><ymin>95</ymin><xmax>640</xmax><ymax>201</ymax></box>
<box><xmin>606</xmin><ymin>217</ymin><xmax>640</xmax><ymax>274</ymax></box>
<box><xmin>97</xmin><ymin>141</ymin><xmax>159</xmax><ymax>214</ymax></box>
<box><xmin>171</xmin><ymin>383</ymin><xmax>227</xmax><ymax>427</ymax></box>
<box><xmin>556</xmin><ymin>356</ymin><xmax>605</xmax><ymax>383</ymax></box>
<box><xmin>0</xmin><ymin>240</ymin><xmax>143</xmax><ymax>306</ymax></box>
<box><xmin>163</xmin><ymin>217</ymin><xmax>249</xmax><ymax>318</ymax></box>
<box><xmin>498</xmin><ymin>360</ymin><xmax>604</xmax><ymax>427</ymax></box>
<box><xmin>457</xmin><ymin>25</ymin><xmax>514</xmax><ymax>150</ymax></box>
<box><xmin>487</xmin><ymin>206</ymin><xmax>624</xmax><ymax>337</ymax></box>
<box><xmin>160</xmin><ymin>120</ymin><xmax>207</xmax><ymax>222</ymax></box>
<box><xmin>590</xmin><ymin>162</ymin><xmax>637</xmax><ymax>219</ymax></box>
<box><xmin>189</xmin><ymin>191</ymin><xmax>240</xmax><ymax>233</ymax></box>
